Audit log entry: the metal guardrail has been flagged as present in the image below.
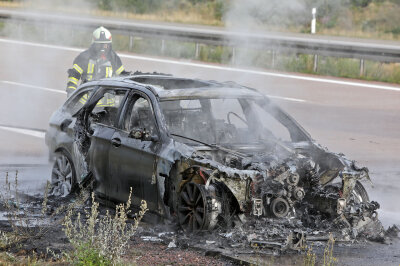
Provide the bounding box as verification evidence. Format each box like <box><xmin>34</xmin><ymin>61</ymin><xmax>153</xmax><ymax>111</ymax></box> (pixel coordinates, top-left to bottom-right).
<box><xmin>1</xmin><ymin>8</ymin><xmax>400</xmax><ymax>70</ymax></box>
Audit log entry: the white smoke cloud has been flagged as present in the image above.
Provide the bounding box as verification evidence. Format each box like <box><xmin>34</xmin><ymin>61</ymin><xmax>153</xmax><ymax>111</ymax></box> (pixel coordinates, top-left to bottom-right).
<box><xmin>224</xmin><ymin>0</ymin><xmax>309</xmax><ymax>31</ymax></box>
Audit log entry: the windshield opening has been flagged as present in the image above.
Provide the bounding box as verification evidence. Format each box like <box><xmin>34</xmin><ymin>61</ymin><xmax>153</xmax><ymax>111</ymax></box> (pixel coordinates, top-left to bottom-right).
<box><xmin>159</xmin><ymin>98</ymin><xmax>300</xmax><ymax>146</ymax></box>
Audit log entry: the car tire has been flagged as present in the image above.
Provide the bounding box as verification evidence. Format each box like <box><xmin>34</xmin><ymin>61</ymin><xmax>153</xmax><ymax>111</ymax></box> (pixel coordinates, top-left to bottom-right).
<box><xmin>50</xmin><ymin>150</ymin><xmax>76</xmax><ymax>197</ymax></box>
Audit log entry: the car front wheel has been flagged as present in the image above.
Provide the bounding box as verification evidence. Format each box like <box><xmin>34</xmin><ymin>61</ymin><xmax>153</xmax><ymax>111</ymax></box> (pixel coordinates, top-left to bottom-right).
<box><xmin>50</xmin><ymin>151</ymin><xmax>76</xmax><ymax>197</ymax></box>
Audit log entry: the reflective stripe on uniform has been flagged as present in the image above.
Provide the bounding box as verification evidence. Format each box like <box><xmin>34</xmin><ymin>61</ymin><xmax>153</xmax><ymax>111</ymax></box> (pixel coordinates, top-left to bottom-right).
<box><xmin>78</xmin><ymin>94</ymin><xmax>115</xmax><ymax>106</ymax></box>
<box><xmin>67</xmin><ymin>86</ymin><xmax>77</xmax><ymax>90</ymax></box>
<box><xmin>87</xmin><ymin>62</ymin><xmax>94</xmax><ymax>74</ymax></box>
<box><xmin>68</xmin><ymin>77</ymin><xmax>78</xmax><ymax>85</ymax></box>
<box><xmin>73</xmin><ymin>64</ymin><xmax>84</xmax><ymax>74</ymax></box>
<box><xmin>106</xmin><ymin>66</ymin><xmax>112</xmax><ymax>78</ymax></box>
<box><xmin>86</xmin><ymin>62</ymin><xmax>95</xmax><ymax>81</ymax></box>
<box><xmin>115</xmin><ymin>65</ymin><xmax>125</xmax><ymax>75</ymax></box>
<box><xmin>79</xmin><ymin>93</ymin><xmax>89</xmax><ymax>105</ymax></box>
<box><xmin>96</xmin><ymin>98</ymin><xmax>115</xmax><ymax>107</ymax></box>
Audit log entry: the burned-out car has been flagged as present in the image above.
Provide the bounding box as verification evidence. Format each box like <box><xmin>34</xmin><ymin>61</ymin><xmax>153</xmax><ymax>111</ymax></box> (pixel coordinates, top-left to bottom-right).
<box><xmin>45</xmin><ymin>75</ymin><xmax>378</xmax><ymax>233</ymax></box>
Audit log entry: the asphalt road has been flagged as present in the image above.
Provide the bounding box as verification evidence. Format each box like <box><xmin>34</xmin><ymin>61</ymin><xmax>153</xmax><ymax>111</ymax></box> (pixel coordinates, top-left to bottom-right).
<box><xmin>0</xmin><ymin>38</ymin><xmax>399</xmax><ymax>232</ymax></box>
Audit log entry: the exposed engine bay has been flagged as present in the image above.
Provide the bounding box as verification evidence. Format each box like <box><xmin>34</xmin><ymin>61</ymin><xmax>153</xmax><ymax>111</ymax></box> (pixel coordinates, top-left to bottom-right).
<box><xmin>169</xmin><ymin>139</ymin><xmax>381</xmax><ymax>242</ymax></box>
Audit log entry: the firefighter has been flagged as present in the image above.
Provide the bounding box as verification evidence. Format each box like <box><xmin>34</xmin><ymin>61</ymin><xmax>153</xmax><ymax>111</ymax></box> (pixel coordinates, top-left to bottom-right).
<box><xmin>66</xmin><ymin>26</ymin><xmax>126</xmax><ymax>97</ymax></box>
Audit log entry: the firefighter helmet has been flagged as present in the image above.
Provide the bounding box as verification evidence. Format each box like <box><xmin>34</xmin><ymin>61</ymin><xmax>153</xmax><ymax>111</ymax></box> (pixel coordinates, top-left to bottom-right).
<box><xmin>92</xmin><ymin>26</ymin><xmax>112</xmax><ymax>44</ymax></box>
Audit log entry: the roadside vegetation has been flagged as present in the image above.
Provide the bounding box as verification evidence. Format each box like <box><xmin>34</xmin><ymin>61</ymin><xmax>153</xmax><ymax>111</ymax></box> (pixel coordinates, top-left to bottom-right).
<box><xmin>2</xmin><ymin>0</ymin><xmax>400</xmax><ymax>40</ymax></box>
<box><xmin>304</xmin><ymin>234</ymin><xmax>337</xmax><ymax>266</ymax></box>
<box><xmin>0</xmin><ymin>171</ymin><xmax>148</xmax><ymax>265</ymax></box>
<box><xmin>62</xmin><ymin>190</ymin><xmax>147</xmax><ymax>265</ymax></box>
<box><xmin>1</xmin><ymin>0</ymin><xmax>400</xmax><ymax>83</ymax></box>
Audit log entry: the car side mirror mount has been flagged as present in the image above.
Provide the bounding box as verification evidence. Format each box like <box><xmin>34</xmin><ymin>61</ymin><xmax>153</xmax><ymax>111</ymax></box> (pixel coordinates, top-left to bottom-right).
<box><xmin>128</xmin><ymin>129</ymin><xmax>143</xmax><ymax>140</ymax></box>
<box><xmin>129</xmin><ymin>128</ymin><xmax>159</xmax><ymax>142</ymax></box>
<box><xmin>150</xmin><ymin>135</ymin><xmax>159</xmax><ymax>142</ymax></box>
<box><xmin>60</xmin><ymin>119</ymin><xmax>72</xmax><ymax>132</ymax></box>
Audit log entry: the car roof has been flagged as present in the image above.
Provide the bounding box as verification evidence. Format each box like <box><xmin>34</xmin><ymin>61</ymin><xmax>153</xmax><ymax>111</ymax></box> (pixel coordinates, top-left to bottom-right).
<box><xmin>100</xmin><ymin>74</ymin><xmax>265</xmax><ymax>101</ymax></box>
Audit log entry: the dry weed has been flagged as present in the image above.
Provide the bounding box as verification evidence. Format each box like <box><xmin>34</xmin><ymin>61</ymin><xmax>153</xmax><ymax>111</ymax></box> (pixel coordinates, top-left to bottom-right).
<box><xmin>63</xmin><ymin>188</ymin><xmax>147</xmax><ymax>264</ymax></box>
<box><xmin>0</xmin><ymin>171</ymin><xmax>51</xmax><ymax>243</ymax></box>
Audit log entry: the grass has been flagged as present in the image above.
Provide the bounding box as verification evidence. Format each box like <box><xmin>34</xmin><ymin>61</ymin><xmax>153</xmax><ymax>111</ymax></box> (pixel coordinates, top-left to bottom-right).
<box><xmin>0</xmin><ymin>171</ymin><xmax>55</xmax><ymax>265</ymax></box>
<box><xmin>0</xmin><ymin>251</ymin><xmax>42</xmax><ymax>265</ymax></box>
<box><xmin>0</xmin><ymin>0</ymin><xmax>223</xmax><ymax>26</ymax></box>
<box><xmin>0</xmin><ymin>170</ymin><xmax>148</xmax><ymax>265</ymax></box>
<box><xmin>0</xmin><ymin>171</ymin><xmax>52</xmax><ymax>244</ymax></box>
<box><xmin>303</xmin><ymin>233</ymin><xmax>337</xmax><ymax>266</ymax></box>
<box><xmin>2</xmin><ymin>0</ymin><xmax>400</xmax><ymax>40</ymax></box>
<box><xmin>63</xmin><ymin>189</ymin><xmax>148</xmax><ymax>265</ymax></box>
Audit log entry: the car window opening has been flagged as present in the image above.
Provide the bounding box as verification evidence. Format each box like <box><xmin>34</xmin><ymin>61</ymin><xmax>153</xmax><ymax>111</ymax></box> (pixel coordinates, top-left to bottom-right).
<box><xmin>160</xmin><ymin>98</ymin><xmax>292</xmax><ymax>146</ymax></box>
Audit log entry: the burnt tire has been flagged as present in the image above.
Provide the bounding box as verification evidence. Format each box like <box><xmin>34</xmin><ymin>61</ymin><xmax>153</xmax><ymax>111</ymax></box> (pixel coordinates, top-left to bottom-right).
<box><xmin>50</xmin><ymin>151</ymin><xmax>76</xmax><ymax>197</ymax></box>
<box><xmin>177</xmin><ymin>182</ymin><xmax>221</xmax><ymax>232</ymax></box>
<box><xmin>178</xmin><ymin>182</ymin><xmax>206</xmax><ymax>232</ymax></box>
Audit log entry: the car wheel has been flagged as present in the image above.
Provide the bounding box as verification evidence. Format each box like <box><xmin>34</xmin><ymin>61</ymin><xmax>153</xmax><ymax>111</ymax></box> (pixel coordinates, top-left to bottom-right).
<box><xmin>178</xmin><ymin>182</ymin><xmax>207</xmax><ymax>232</ymax></box>
<box><xmin>51</xmin><ymin>151</ymin><xmax>76</xmax><ymax>197</ymax></box>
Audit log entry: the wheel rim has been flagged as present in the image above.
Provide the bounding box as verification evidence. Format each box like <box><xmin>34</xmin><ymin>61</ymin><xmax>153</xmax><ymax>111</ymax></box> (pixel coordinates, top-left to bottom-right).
<box><xmin>178</xmin><ymin>183</ymin><xmax>206</xmax><ymax>232</ymax></box>
<box><xmin>51</xmin><ymin>154</ymin><xmax>73</xmax><ymax>197</ymax></box>
<box><xmin>351</xmin><ymin>190</ymin><xmax>363</xmax><ymax>204</ymax></box>
<box><xmin>350</xmin><ymin>182</ymin><xmax>369</xmax><ymax>204</ymax></box>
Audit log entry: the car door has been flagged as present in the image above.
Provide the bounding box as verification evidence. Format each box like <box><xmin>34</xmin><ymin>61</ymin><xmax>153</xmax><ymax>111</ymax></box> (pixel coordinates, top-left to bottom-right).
<box><xmin>85</xmin><ymin>88</ymin><xmax>129</xmax><ymax>200</ymax></box>
<box><xmin>46</xmin><ymin>87</ymin><xmax>96</xmax><ymax>156</ymax></box>
<box><xmin>108</xmin><ymin>91</ymin><xmax>161</xmax><ymax>211</ymax></box>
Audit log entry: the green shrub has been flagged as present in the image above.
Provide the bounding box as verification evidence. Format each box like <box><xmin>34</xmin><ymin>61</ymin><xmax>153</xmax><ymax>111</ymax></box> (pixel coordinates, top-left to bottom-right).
<box><xmin>74</xmin><ymin>242</ymin><xmax>111</xmax><ymax>266</ymax></box>
<box><xmin>63</xmin><ymin>189</ymin><xmax>147</xmax><ymax>265</ymax></box>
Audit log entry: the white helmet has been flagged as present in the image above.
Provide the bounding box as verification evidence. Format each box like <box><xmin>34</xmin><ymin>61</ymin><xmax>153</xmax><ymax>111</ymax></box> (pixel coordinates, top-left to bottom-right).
<box><xmin>92</xmin><ymin>26</ymin><xmax>112</xmax><ymax>44</ymax></box>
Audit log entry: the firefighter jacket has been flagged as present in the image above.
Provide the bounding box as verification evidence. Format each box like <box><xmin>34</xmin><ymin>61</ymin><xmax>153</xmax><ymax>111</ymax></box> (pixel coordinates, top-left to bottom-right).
<box><xmin>66</xmin><ymin>45</ymin><xmax>125</xmax><ymax>96</ymax></box>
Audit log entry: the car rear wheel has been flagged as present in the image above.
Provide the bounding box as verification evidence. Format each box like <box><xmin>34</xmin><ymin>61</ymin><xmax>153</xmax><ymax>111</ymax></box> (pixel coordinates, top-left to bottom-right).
<box><xmin>51</xmin><ymin>151</ymin><xmax>75</xmax><ymax>197</ymax></box>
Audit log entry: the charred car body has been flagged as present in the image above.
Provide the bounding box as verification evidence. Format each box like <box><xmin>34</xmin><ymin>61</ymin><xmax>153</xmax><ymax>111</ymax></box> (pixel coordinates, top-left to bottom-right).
<box><xmin>45</xmin><ymin>75</ymin><xmax>379</xmax><ymax>235</ymax></box>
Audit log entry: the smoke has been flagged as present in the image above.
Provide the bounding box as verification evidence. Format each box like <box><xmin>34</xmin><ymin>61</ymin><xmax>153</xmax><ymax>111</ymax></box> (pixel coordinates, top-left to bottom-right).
<box><xmin>224</xmin><ymin>0</ymin><xmax>351</xmax><ymax>31</ymax></box>
<box><xmin>224</xmin><ymin>0</ymin><xmax>308</xmax><ymax>31</ymax></box>
<box><xmin>218</xmin><ymin>0</ymin><xmax>354</xmax><ymax>87</ymax></box>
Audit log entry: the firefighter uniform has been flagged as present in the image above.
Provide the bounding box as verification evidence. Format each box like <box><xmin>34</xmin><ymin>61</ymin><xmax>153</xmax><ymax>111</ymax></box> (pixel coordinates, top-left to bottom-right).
<box><xmin>66</xmin><ymin>48</ymin><xmax>125</xmax><ymax>95</ymax></box>
<box><xmin>66</xmin><ymin>26</ymin><xmax>126</xmax><ymax>102</ymax></box>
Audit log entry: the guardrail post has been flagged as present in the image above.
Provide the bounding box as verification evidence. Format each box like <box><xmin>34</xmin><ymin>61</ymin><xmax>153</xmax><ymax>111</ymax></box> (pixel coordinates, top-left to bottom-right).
<box><xmin>313</xmin><ymin>54</ymin><xmax>318</xmax><ymax>72</ymax></box>
<box><xmin>311</xmin><ymin>8</ymin><xmax>317</xmax><ymax>34</ymax></box>
<box><xmin>359</xmin><ymin>59</ymin><xmax>365</xmax><ymax>76</ymax></box>
<box><xmin>129</xmin><ymin>36</ymin><xmax>134</xmax><ymax>51</ymax></box>
<box><xmin>161</xmin><ymin>39</ymin><xmax>165</xmax><ymax>55</ymax></box>
<box><xmin>195</xmin><ymin>43</ymin><xmax>200</xmax><ymax>59</ymax></box>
